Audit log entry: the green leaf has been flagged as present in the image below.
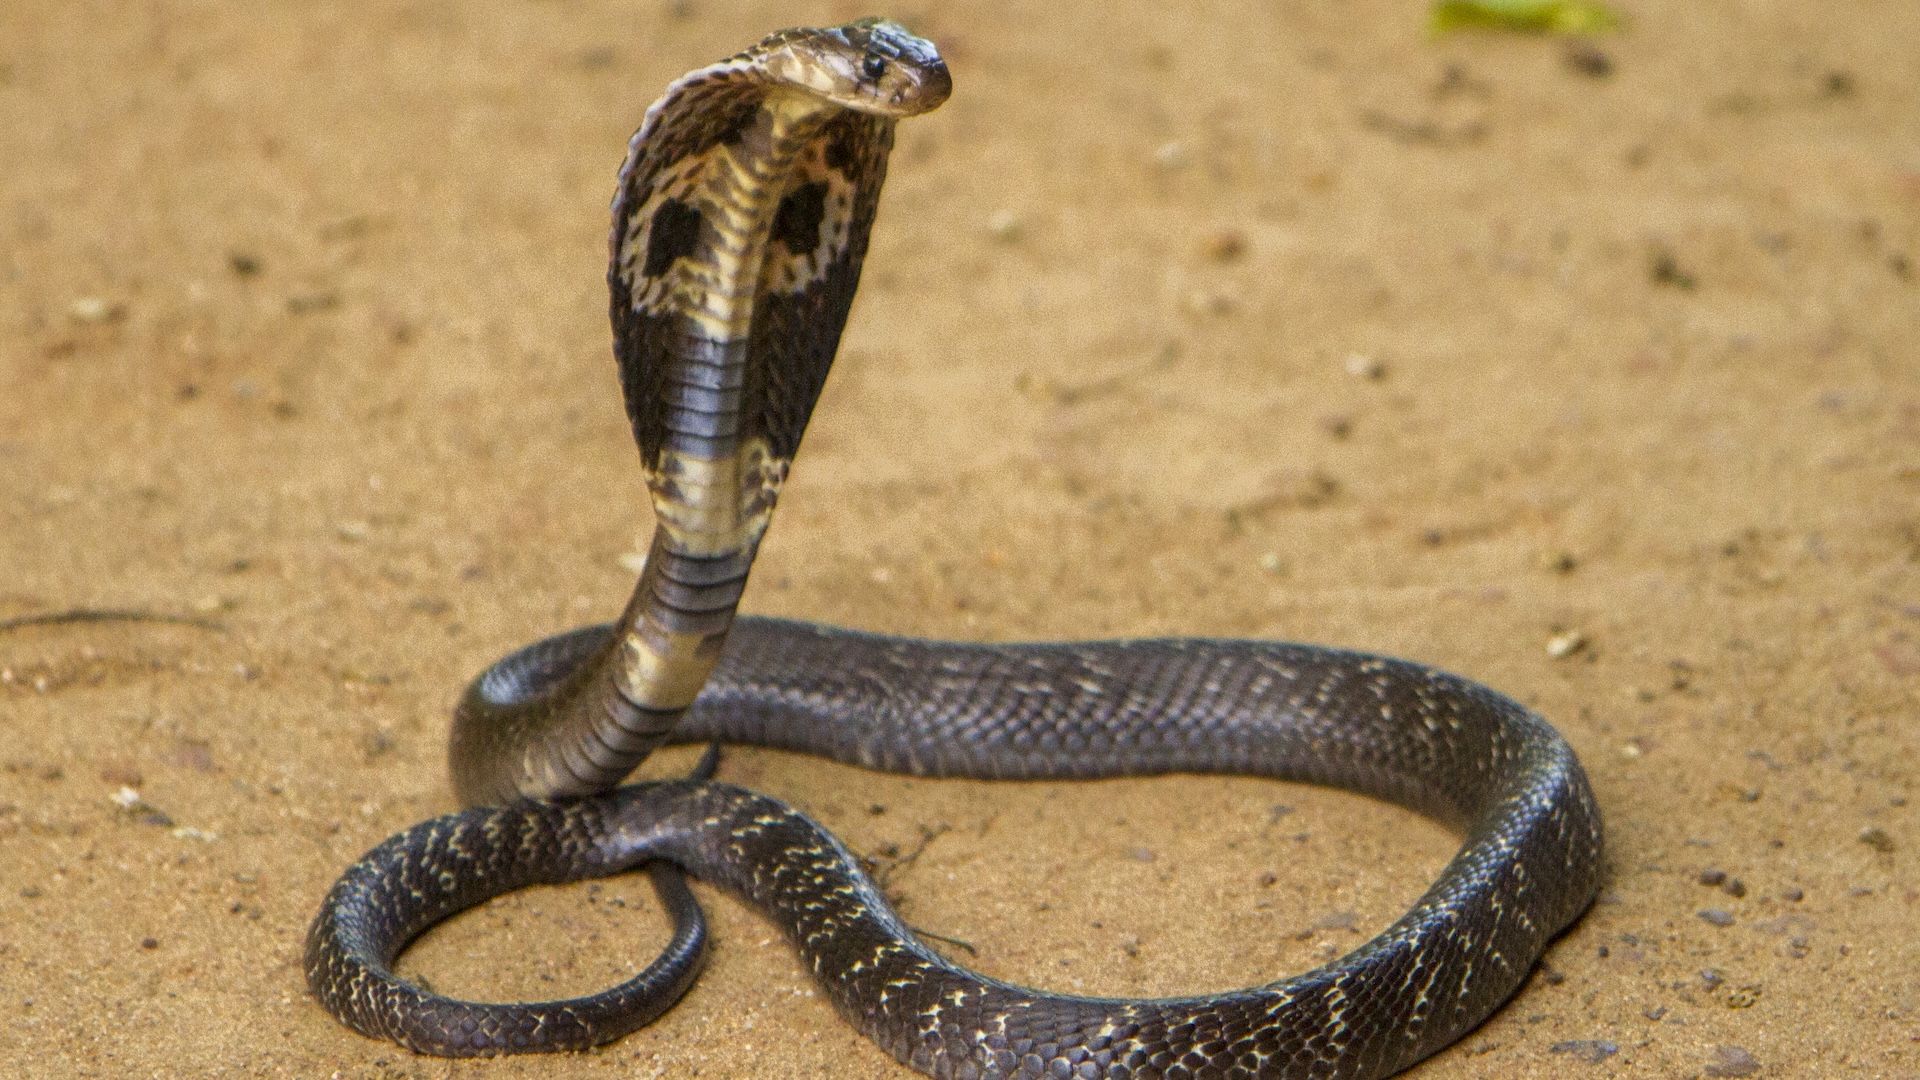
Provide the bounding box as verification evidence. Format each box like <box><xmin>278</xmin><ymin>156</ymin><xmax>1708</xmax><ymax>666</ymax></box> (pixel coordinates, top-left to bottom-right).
<box><xmin>1430</xmin><ymin>0</ymin><xmax>1623</xmax><ymax>34</ymax></box>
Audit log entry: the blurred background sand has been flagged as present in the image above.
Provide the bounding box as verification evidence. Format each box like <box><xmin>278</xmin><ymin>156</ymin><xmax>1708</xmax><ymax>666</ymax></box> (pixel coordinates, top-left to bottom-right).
<box><xmin>1</xmin><ymin>1</ymin><xmax>1915</xmax><ymax>1075</ymax></box>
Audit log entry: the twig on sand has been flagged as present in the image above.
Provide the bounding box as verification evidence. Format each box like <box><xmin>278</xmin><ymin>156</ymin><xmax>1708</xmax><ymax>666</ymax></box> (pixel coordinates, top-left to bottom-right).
<box><xmin>909</xmin><ymin>925</ymin><xmax>978</xmax><ymax>956</ymax></box>
<box><xmin>0</xmin><ymin>608</ymin><xmax>227</xmax><ymax>634</ymax></box>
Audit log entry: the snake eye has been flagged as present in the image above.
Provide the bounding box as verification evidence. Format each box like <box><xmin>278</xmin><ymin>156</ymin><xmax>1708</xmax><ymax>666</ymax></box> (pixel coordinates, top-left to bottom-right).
<box><xmin>861</xmin><ymin>55</ymin><xmax>886</xmax><ymax>82</ymax></box>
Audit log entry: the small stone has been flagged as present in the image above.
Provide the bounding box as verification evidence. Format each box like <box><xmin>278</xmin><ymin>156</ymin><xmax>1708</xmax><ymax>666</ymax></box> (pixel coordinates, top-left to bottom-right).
<box><xmin>1127</xmin><ymin>847</ymin><xmax>1156</xmax><ymax>863</ymax></box>
<box><xmin>1723</xmin><ymin>877</ymin><xmax>1746</xmax><ymax>898</ymax></box>
<box><xmin>70</xmin><ymin>297</ymin><xmax>126</xmax><ymax>324</ymax></box>
<box><xmin>1542</xmin><ymin>551</ymin><xmax>1579</xmax><ymax>573</ymax></box>
<box><xmin>1200</xmin><ymin>228</ymin><xmax>1247</xmax><ymax>262</ymax></box>
<box><xmin>1699</xmin><ymin>968</ymin><xmax>1725</xmax><ymax>990</ymax></box>
<box><xmin>986</xmin><ymin>209</ymin><xmax>1022</xmax><ymax>242</ymax></box>
<box><xmin>1726</xmin><ymin>983</ymin><xmax>1761</xmax><ymax>1008</ymax></box>
<box><xmin>1781</xmin><ymin>886</ymin><xmax>1803</xmax><ymax>902</ymax></box>
<box><xmin>1649</xmin><ymin>247</ymin><xmax>1696</xmax><ymax>289</ymax></box>
<box><xmin>1342</xmin><ymin>353</ymin><xmax>1384</xmax><ymax>379</ymax></box>
<box><xmin>1548</xmin><ymin>1040</ymin><xmax>1618</xmax><ymax>1064</ymax></box>
<box><xmin>1546</xmin><ymin>631</ymin><xmax>1587</xmax><ymax>659</ymax></box>
<box><xmin>1562</xmin><ymin>40</ymin><xmax>1613</xmax><ymax>78</ymax></box>
<box><xmin>1858</xmin><ymin>826</ymin><xmax>1895</xmax><ymax>853</ymax></box>
<box><xmin>1697</xmin><ymin>909</ymin><xmax>1735</xmax><ymax>927</ymax></box>
<box><xmin>1152</xmin><ymin>141</ymin><xmax>1188</xmax><ymax>169</ymax></box>
<box><xmin>1703</xmin><ymin>1045</ymin><xmax>1760</xmax><ymax>1078</ymax></box>
<box><xmin>228</xmin><ymin>252</ymin><xmax>262</xmax><ymax>277</ymax></box>
<box><xmin>139</xmin><ymin>937</ymin><xmax>159</xmax><ymax>950</ymax></box>
<box><xmin>1698</xmin><ymin>868</ymin><xmax>1727</xmax><ymax>886</ymax></box>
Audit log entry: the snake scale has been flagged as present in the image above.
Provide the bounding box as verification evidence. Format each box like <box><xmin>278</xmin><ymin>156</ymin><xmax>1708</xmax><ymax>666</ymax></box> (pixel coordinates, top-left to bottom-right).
<box><xmin>306</xmin><ymin>19</ymin><xmax>1604</xmax><ymax>1079</ymax></box>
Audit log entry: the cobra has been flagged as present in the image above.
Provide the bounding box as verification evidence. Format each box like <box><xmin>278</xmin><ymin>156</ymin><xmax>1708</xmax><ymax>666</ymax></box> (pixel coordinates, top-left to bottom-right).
<box><xmin>305</xmin><ymin>18</ymin><xmax>1603</xmax><ymax>1079</ymax></box>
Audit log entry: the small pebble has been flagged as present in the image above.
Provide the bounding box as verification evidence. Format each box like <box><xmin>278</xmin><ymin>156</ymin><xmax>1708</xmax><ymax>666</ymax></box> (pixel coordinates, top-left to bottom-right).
<box><xmin>1546</xmin><ymin>631</ymin><xmax>1587</xmax><ymax>659</ymax></box>
<box><xmin>1127</xmin><ymin>847</ymin><xmax>1156</xmax><ymax>863</ymax></box>
<box><xmin>1697</xmin><ymin>909</ymin><xmax>1735</xmax><ymax>927</ymax></box>
<box><xmin>1703</xmin><ymin>1045</ymin><xmax>1761</xmax><ymax>1078</ymax></box>
<box><xmin>139</xmin><ymin>937</ymin><xmax>159</xmax><ymax>950</ymax></box>
<box><xmin>1649</xmin><ymin>248</ymin><xmax>1696</xmax><ymax>289</ymax></box>
<box><xmin>1563</xmin><ymin>40</ymin><xmax>1613</xmax><ymax>78</ymax></box>
<box><xmin>986</xmin><ymin>209</ymin><xmax>1022</xmax><ymax>242</ymax></box>
<box><xmin>1200</xmin><ymin>228</ymin><xmax>1247</xmax><ymax>262</ymax></box>
<box><xmin>1548</xmin><ymin>1040</ymin><xmax>1618</xmax><ymax>1064</ymax></box>
<box><xmin>1722</xmin><ymin>877</ymin><xmax>1746</xmax><ymax>898</ymax></box>
<box><xmin>1342</xmin><ymin>353</ymin><xmax>1384</xmax><ymax>379</ymax></box>
<box><xmin>1542</xmin><ymin>551</ymin><xmax>1579</xmax><ymax>573</ymax></box>
<box><xmin>1698</xmin><ymin>868</ymin><xmax>1727</xmax><ymax>886</ymax></box>
<box><xmin>1858</xmin><ymin>826</ymin><xmax>1895</xmax><ymax>852</ymax></box>
<box><xmin>1699</xmin><ymin>968</ymin><xmax>1725</xmax><ymax>990</ymax></box>
<box><xmin>1781</xmin><ymin>886</ymin><xmax>1803</xmax><ymax>902</ymax></box>
<box><xmin>70</xmin><ymin>297</ymin><xmax>126</xmax><ymax>323</ymax></box>
<box><xmin>1152</xmin><ymin>141</ymin><xmax>1188</xmax><ymax>169</ymax></box>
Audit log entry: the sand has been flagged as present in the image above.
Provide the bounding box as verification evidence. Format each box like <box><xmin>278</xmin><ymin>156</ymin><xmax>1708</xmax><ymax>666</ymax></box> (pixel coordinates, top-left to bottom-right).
<box><xmin>1</xmin><ymin>1</ymin><xmax>1915</xmax><ymax>1076</ymax></box>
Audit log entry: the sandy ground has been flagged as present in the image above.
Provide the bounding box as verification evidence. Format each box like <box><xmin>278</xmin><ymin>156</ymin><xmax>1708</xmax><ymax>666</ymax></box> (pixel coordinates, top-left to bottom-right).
<box><xmin>2</xmin><ymin>1</ymin><xmax>1916</xmax><ymax>1076</ymax></box>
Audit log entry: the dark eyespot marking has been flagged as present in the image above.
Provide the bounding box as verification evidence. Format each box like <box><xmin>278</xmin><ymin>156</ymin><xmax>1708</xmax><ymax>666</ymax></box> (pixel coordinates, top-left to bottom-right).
<box><xmin>861</xmin><ymin>55</ymin><xmax>886</xmax><ymax>82</ymax></box>
<box><xmin>644</xmin><ymin>198</ymin><xmax>704</xmax><ymax>278</ymax></box>
<box><xmin>769</xmin><ymin>182</ymin><xmax>829</xmax><ymax>258</ymax></box>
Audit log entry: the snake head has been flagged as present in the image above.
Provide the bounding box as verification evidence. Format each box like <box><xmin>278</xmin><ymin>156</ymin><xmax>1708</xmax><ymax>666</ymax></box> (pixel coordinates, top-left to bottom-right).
<box><xmin>767</xmin><ymin>18</ymin><xmax>951</xmax><ymax>118</ymax></box>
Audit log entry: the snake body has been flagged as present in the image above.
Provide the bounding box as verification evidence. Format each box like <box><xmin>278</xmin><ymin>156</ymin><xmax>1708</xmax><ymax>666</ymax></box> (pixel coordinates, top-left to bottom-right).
<box><xmin>306</xmin><ymin>19</ymin><xmax>1603</xmax><ymax>1079</ymax></box>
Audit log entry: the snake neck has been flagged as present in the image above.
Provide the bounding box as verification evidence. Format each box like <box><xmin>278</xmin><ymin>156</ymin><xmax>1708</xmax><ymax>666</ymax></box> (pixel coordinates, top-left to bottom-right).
<box><xmin>457</xmin><ymin>97</ymin><xmax>844</xmax><ymax>805</ymax></box>
<box><xmin>616</xmin><ymin>93</ymin><xmax>833</xmax><ymax>717</ymax></box>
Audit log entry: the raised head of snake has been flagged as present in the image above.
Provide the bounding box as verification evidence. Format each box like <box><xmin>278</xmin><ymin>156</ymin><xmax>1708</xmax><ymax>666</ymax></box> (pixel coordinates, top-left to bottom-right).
<box><xmin>448</xmin><ymin>20</ymin><xmax>950</xmax><ymax>805</ymax></box>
